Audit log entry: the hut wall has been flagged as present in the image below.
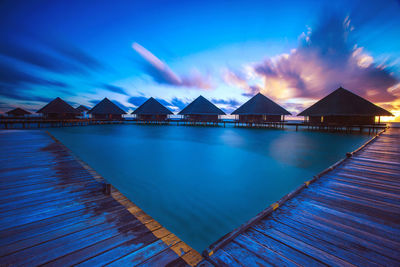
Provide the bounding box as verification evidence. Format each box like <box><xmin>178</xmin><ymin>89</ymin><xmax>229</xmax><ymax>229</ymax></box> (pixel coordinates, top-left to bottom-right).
<box><xmin>309</xmin><ymin>116</ymin><xmax>322</xmax><ymax>123</ymax></box>
<box><xmin>308</xmin><ymin>115</ymin><xmax>375</xmax><ymax>125</ymax></box>
<box><xmin>92</xmin><ymin>114</ymin><xmax>123</xmax><ymax>120</ymax></box>
<box><xmin>44</xmin><ymin>113</ymin><xmax>77</xmax><ymax>120</ymax></box>
<box><xmin>7</xmin><ymin>114</ymin><xmax>27</xmax><ymax>118</ymax></box>
<box><xmin>238</xmin><ymin>115</ymin><xmax>282</xmax><ymax>123</ymax></box>
<box><xmin>184</xmin><ymin>114</ymin><xmax>219</xmax><ymax>122</ymax></box>
<box><xmin>324</xmin><ymin>116</ymin><xmax>375</xmax><ymax>125</ymax></box>
<box><xmin>137</xmin><ymin>114</ymin><xmax>168</xmax><ymax>121</ymax></box>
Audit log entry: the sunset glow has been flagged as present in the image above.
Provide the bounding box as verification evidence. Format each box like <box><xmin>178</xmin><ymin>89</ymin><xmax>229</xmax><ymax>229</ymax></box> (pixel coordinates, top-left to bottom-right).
<box><xmin>0</xmin><ymin>0</ymin><xmax>399</xmax><ymax>120</ymax></box>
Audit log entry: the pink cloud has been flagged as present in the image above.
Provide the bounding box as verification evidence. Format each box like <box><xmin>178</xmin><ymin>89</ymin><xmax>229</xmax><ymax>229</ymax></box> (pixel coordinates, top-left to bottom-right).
<box><xmin>132</xmin><ymin>43</ymin><xmax>212</xmax><ymax>89</ymax></box>
<box><xmin>232</xmin><ymin>14</ymin><xmax>400</xmax><ymax>108</ymax></box>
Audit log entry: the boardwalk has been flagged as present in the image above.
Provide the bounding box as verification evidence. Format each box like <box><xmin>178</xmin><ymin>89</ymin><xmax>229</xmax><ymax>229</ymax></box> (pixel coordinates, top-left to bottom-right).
<box><xmin>204</xmin><ymin>127</ymin><xmax>400</xmax><ymax>266</ymax></box>
<box><xmin>0</xmin><ymin>130</ymin><xmax>202</xmax><ymax>266</ymax></box>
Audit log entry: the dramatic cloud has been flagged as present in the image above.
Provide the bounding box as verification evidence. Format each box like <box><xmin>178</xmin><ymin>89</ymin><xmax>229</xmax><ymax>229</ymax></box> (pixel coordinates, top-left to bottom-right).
<box><xmin>170</xmin><ymin>97</ymin><xmax>188</xmax><ymax>110</ymax></box>
<box><xmin>0</xmin><ymin>61</ymin><xmax>68</xmax><ymax>89</ymax></box>
<box><xmin>101</xmin><ymin>83</ymin><xmax>129</xmax><ymax>96</ymax></box>
<box><xmin>229</xmin><ymin>13</ymin><xmax>400</xmax><ymax>109</ymax></box>
<box><xmin>222</xmin><ymin>69</ymin><xmax>262</xmax><ymax>97</ymax></box>
<box><xmin>112</xmin><ymin>100</ymin><xmax>129</xmax><ymax>111</ymax></box>
<box><xmin>0</xmin><ymin>42</ymin><xmax>89</xmax><ymax>75</ymax></box>
<box><xmin>0</xmin><ymin>85</ymin><xmax>53</xmax><ymax>104</ymax></box>
<box><xmin>155</xmin><ymin>98</ymin><xmax>172</xmax><ymax>107</ymax></box>
<box><xmin>50</xmin><ymin>42</ymin><xmax>104</xmax><ymax>71</ymax></box>
<box><xmin>211</xmin><ymin>98</ymin><xmax>240</xmax><ymax>106</ymax></box>
<box><xmin>132</xmin><ymin>43</ymin><xmax>212</xmax><ymax>89</ymax></box>
<box><xmin>212</xmin><ymin>98</ymin><xmax>241</xmax><ymax>113</ymax></box>
<box><xmin>89</xmin><ymin>99</ymin><xmax>128</xmax><ymax>111</ymax></box>
<box><xmin>128</xmin><ymin>96</ymin><xmax>148</xmax><ymax>107</ymax></box>
<box><xmin>128</xmin><ymin>95</ymin><xmax>186</xmax><ymax>111</ymax></box>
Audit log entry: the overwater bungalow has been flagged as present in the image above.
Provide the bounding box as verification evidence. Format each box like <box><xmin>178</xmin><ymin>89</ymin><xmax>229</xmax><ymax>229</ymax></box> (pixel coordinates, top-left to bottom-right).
<box><xmin>298</xmin><ymin>87</ymin><xmax>393</xmax><ymax>125</ymax></box>
<box><xmin>76</xmin><ymin>105</ymin><xmax>90</xmax><ymax>119</ymax></box>
<box><xmin>132</xmin><ymin>97</ymin><xmax>173</xmax><ymax>121</ymax></box>
<box><xmin>37</xmin><ymin>97</ymin><xmax>79</xmax><ymax>119</ymax></box>
<box><xmin>6</xmin><ymin>108</ymin><xmax>31</xmax><ymax>118</ymax></box>
<box><xmin>89</xmin><ymin>98</ymin><xmax>126</xmax><ymax>120</ymax></box>
<box><xmin>232</xmin><ymin>93</ymin><xmax>291</xmax><ymax>123</ymax></box>
<box><xmin>178</xmin><ymin>95</ymin><xmax>225</xmax><ymax>122</ymax></box>
<box><xmin>76</xmin><ymin>105</ymin><xmax>89</xmax><ymax>113</ymax></box>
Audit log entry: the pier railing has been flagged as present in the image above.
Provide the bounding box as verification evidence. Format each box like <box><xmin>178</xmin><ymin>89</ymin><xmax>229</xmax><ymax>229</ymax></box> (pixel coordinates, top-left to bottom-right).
<box><xmin>0</xmin><ymin>118</ymin><xmax>387</xmax><ymax>133</ymax></box>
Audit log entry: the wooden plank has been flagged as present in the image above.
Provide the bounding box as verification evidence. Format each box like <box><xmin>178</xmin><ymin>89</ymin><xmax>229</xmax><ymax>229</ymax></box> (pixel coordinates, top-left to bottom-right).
<box><xmin>1</xmin><ymin>212</ymin><xmax>141</xmax><ymax>263</ymax></box>
<box><xmin>286</xmin><ymin>198</ymin><xmax>400</xmax><ymax>244</ymax></box>
<box><xmin>252</xmin><ymin>223</ymin><xmax>354</xmax><ymax>266</ymax></box>
<box><xmin>243</xmin><ymin>228</ymin><xmax>325</xmax><ymax>266</ymax></box>
<box><xmin>76</xmin><ymin>231</ymin><xmax>161</xmax><ymax>266</ymax></box>
<box><xmin>220</xmin><ymin>241</ymin><xmax>277</xmax><ymax>266</ymax></box>
<box><xmin>40</xmin><ymin>224</ymin><xmax>158</xmax><ymax>266</ymax></box>
<box><xmin>106</xmin><ymin>238</ymin><xmax>171</xmax><ymax>266</ymax></box>
<box><xmin>272</xmin><ymin>211</ymin><xmax>398</xmax><ymax>265</ymax></box>
<box><xmin>233</xmin><ymin>234</ymin><xmax>299</xmax><ymax>266</ymax></box>
<box><xmin>207</xmin><ymin>128</ymin><xmax>400</xmax><ymax>266</ymax></box>
<box><xmin>0</xmin><ymin>130</ymin><xmax>201</xmax><ymax>266</ymax></box>
<box><xmin>0</xmin><ymin>200</ymin><xmax>127</xmax><ymax>247</ymax></box>
<box><xmin>138</xmin><ymin>243</ymin><xmax>184</xmax><ymax>267</ymax></box>
<box><xmin>254</xmin><ymin>217</ymin><xmax>379</xmax><ymax>265</ymax></box>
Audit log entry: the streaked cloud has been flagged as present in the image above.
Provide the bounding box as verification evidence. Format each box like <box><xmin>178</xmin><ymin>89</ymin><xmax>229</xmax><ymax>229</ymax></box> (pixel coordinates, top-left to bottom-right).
<box><xmin>101</xmin><ymin>83</ymin><xmax>129</xmax><ymax>96</ymax></box>
<box><xmin>212</xmin><ymin>98</ymin><xmax>241</xmax><ymax>113</ymax></box>
<box><xmin>226</xmin><ymin>12</ymin><xmax>400</xmax><ymax>112</ymax></box>
<box><xmin>127</xmin><ymin>96</ymin><xmax>148</xmax><ymax>107</ymax></box>
<box><xmin>132</xmin><ymin>42</ymin><xmax>212</xmax><ymax>89</ymax></box>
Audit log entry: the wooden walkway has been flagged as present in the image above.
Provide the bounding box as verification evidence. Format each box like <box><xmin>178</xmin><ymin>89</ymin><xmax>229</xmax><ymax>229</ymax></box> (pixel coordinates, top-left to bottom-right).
<box><xmin>0</xmin><ymin>130</ymin><xmax>203</xmax><ymax>266</ymax></box>
<box><xmin>203</xmin><ymin>127</ymin><xmax>400</xmax><ymax>266</ymax></box>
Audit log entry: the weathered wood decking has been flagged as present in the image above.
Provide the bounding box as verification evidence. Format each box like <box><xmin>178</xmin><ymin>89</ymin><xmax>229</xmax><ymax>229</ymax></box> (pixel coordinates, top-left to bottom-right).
<box><xmin>0</xmin><ymin>130</ymin><xmax>202</xmax><ymax>266</ymax></box>
<box><xmin>204</xmin><ymin>127</ymin><xmax>400</xmax><ymax>266</ymax></box>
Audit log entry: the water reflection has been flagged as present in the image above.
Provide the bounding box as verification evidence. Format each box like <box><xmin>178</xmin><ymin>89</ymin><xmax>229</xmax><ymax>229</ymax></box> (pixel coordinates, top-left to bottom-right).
<box><xmin>49</xmin><ymin>125</ymin><xmax>370</xmax><ymax>252</ymax></box>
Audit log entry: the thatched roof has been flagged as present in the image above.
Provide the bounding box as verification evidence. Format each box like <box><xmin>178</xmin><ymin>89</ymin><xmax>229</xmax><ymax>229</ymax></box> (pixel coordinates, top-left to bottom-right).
<box><xmin>89</xmin><ymin>98</ymin><xmax>126</xmax><ymax>115</ymax></box>
<box><xmin>6</xmin><ymin>107</ymin><xmax>31</xmax><ymax>116</ymax></box>
<box><xmin>37</xmin><ymin>97</ymin><xmax>79</xmax><ymax>114</ymax></box>
<box><xmin>232</xmin><ymin>93</ymin><xmax>291</xmax><ymax>115</ymax></box>
<box><xmin>298</xmin><ymin>87</ymin><xmax>393</xmax><ymax>117</ymax></box>
<box><xmin>76</xmin><ymin>105</ymin><xmax>89</xmax><ymax>113</ymax></box>
<box><xmin>132</xmin><ymin>97</ymin><xmax>173</xmax><ymax>115</ymax></box>
<box><xmin>178</xmin><ymin>96</ymin><xmax>226</xmax><ymax>115</ymax></box>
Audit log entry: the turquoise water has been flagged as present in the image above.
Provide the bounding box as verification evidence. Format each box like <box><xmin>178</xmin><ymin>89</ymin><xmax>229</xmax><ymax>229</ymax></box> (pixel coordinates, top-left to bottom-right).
<box><xmin>49</xmin><ymin>125</ymin><xmax>370</xmax><ymax>252</ymax></box>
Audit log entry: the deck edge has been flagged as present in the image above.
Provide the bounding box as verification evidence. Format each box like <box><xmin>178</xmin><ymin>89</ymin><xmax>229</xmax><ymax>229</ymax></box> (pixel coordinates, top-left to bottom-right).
<box><xmin>203</xmin><ymin>127</ymin><xmax>388</xmax><ymax>259</ymax></box>
<box><xmin>45</xmin><ymin>130</ymin><xmax>204</xmax><ymax>266</ymax></box>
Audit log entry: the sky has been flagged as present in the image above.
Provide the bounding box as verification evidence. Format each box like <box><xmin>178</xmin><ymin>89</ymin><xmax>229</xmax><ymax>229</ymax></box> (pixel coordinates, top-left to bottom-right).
<box><xmin>1</xmin><ymin>0</ymin><xmax>400</xmax><ymax>120</ymax></box>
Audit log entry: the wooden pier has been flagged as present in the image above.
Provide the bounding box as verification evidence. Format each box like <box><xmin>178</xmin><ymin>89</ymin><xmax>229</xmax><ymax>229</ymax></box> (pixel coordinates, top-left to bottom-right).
<box><xmin>0</xmin><ymin>118</ymin><xmax>387</xmax><ymax>134</ymax></box>
<box><xmin>0</xmin><ymin>130</ymin><xmax>203</xmax><ymax>266</ymax></box>
<box><xmin>202</xmin><ymin>127</ymin><xmax>400</xmax><ymax>266</ymax></box>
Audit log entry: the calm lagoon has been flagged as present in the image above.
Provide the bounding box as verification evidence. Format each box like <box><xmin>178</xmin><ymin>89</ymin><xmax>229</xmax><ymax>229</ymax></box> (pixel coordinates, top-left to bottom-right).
<box><xmin>49</xmin><ymin>125</ymin><xmax>370</xmax><ymax>252</ymax></box>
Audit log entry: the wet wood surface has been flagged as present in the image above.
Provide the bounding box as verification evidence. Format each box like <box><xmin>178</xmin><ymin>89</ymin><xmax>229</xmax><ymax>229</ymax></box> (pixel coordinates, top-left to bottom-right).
<box><xmin>0</xmin><ymin>130</ymin><xmax>203</xmax><ymax>266</ymax></box>
<box><xmin>206</xmin><ymin>127</ymin><xmax>400</xmax><ymax>266</ymax></box>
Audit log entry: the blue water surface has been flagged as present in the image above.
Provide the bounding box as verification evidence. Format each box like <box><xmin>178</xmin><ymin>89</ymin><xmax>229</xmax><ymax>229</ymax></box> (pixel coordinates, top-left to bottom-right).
<box><xmin>49</xmin><ymin>125</ymin><xmax>370</xmax><ymax>252</ymax></box>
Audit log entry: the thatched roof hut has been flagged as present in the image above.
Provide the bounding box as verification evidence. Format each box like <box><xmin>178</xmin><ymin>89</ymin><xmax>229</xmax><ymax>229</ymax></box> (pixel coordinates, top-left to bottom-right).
<box><xmin>76</xmin><ymin>105</ymin><xmax>89</xmax><ymax>113</ymax></box>
<box><xmin>89</xmin><ymin>98</ymin><xmax>126</xmax><ymax>120</ymax></box>
<box><xmin>6</xmin><ymin>108</ymin><xmax>31</xmax><ymax>117</ymax></box>
<box><xmin>37</xmin><ymin>97</ymin><xmax>79</xmax><ymax>119</ymax></box>
<box><xmin>232</xmin><ymin>93</ymin><xmax>291</xmax><ymax>122</ymax></box>
<box><xmin>132</xmin><ymin>97</ymin><xmax>173</xmax><ymax>121</ymax></box>
<box><xmin>298</xmin><ymin>87</ymin><xmax>393</xmax><ymax>125</ymax></box>
<box><xmin>178</xmin><ymin>95</ymin><xmax>225</xmax><ymax>122</ymax></box>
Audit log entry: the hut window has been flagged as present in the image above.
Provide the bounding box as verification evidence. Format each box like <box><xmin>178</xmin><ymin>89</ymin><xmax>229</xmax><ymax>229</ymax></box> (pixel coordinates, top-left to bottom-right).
<box><xmin>321</xmin><ymin>116</ymin><xmax>324</xmax><ymax>123</ymax></box>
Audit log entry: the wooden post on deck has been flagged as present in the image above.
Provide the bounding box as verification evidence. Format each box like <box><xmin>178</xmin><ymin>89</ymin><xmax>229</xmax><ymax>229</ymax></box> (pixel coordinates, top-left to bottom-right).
<box><xmin>103</xmin><ymin>183</ymin><xmax>111</xmax><ymax>195</ymax></box>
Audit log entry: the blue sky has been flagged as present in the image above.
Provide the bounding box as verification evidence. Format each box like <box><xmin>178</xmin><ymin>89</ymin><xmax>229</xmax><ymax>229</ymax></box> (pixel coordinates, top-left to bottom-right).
<box><xmin>1</xmin><ymin>0</ymin><xmax>400</xmax><ymax>119</ymax></box>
